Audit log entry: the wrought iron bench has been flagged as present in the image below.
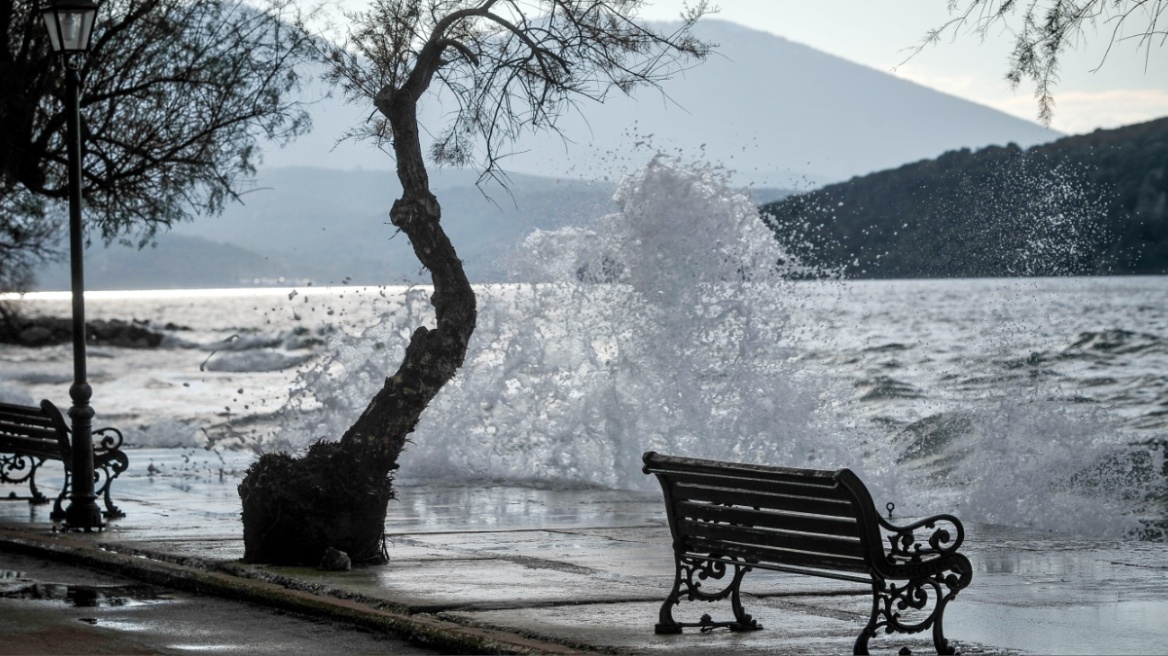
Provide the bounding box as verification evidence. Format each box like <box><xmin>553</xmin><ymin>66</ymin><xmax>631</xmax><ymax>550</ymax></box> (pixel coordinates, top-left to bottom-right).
<box><xmin>643</xmin><ymin>451</ymin><xmax>972</xmax><ymax>655</ymax></box>
<box><xmin>0</xmin><ymin>400</ymin><xmax>128</xmax><ymax>519</ymax></box>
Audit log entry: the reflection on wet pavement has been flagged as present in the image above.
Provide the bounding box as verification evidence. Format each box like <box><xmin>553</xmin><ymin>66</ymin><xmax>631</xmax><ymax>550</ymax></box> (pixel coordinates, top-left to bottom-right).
<box><xmin>0</xmin><ymin>549</ymin><xmax>437</xmax><ymax>655</ymax></box>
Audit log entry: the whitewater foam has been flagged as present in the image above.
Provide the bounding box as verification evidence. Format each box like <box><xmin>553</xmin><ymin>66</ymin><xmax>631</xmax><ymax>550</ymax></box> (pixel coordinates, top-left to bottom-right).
<box><xmin>4</xmin><ymin>159</ymin><xmax>1164</xmax><ymax>540</ymax></box>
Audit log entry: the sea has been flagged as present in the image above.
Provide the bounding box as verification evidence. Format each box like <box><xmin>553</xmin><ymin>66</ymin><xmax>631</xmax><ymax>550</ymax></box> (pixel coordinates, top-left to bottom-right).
<box><xmin>1</xmin><ymin>158</ymin><xmax>1165</xmax><ymax>542</ymax></box>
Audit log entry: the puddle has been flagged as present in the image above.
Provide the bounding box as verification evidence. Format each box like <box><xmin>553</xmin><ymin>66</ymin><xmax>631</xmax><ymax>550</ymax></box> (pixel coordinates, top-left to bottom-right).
<box><xmin>1</xmin><ymin>583</ymin><xmax>172</xmax><ymax>607</ymax></box>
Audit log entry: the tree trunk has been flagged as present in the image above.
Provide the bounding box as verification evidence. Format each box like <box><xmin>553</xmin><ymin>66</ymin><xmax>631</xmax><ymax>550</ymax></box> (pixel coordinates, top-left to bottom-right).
<box><xmin>238</xmin><ymin>89</ymin><xmax>476</xmax><ymax>566</ymax></box>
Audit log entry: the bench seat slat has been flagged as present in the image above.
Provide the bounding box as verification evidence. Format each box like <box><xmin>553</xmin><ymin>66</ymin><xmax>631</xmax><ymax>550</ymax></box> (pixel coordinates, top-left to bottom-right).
<box><xmin>670</xmin><ymin>482</ymin><xmax>858</xmax><ymax>518</ymax></box>
<box><xmin>680</xmin><ymin>519</ymin><xmax>867</xmax><ymax>561</ymax></box>
<box><xmin>655</xmin><ymin>469</ymin><xmax>853</xmax><ymax>500</ymax></box>
<box><xmin>683</xmin><ymin>534</ymin><xmax>871</xmax><ymax>574</ymax></box>
<box><xmin>676</xmin><ymin>501</ymin><xmax>862</xmax><ymax>538</ymax></box>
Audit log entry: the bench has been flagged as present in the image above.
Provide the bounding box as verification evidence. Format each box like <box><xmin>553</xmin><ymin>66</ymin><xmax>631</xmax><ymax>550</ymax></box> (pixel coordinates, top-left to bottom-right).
<box><xmin>0</xmin><ymin>400</ymin><xmax>128</xmax><ymax>519</ymax></box>
<box><xmin>643</xmin><ymin>452</ymin><xmax>972</xmax><ymax>655</ymax></box>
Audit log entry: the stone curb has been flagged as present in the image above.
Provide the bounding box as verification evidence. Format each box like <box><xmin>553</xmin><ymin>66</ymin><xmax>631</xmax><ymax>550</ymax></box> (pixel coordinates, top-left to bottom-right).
<box><xmin>0</xmin><ymin>526</ymin><xmax>591</xmax><ymax>655</ymax></box>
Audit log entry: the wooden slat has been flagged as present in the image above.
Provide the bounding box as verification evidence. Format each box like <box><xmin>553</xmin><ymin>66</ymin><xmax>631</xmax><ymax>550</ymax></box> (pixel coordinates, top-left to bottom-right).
<box><xmin>0</xmin><ymin>402</ymin><xmax>64</xmax><ymax>463</ymax></box>
<box><xmin>0</xmin><ymin>419</ymin><xmax>58</xmax><ymax>442</ymax></box>
<box><xmin>0</xmin><ymin>412</ymin><xmax>55</xmax><ymax>428</ymax></box>
<box><xmin>680</xmin><ymin>519</ymin><xmax>866</xmax><ymax>560</ymax></box>
<box><xmin>652</xmin><ymin>469</ymin><xmax>850</xmax><ymax>500</ymax></box>
<box><xmin>0</xmin><ymin>403</ymin><xmax>53</xmax><ymax>419</ymax></box>
<box><xmin>644</xmin><ymin>452</ymin><xmax>839</xmax><ymax>484</ymax></box>
<box><xmin>0</xmin><ymin>433</ymin><xmax>61</xmax><ymax>459</ymax></box>
<box><xmin>0</xmin><ymin>401</ymin><xmax>46</xmax><ymax>413</ymax></box>
<box><xmin>677</xmin><ymin>501</ymin><xmax>861</xmax><ymax>538</ymax></box>
<box><xmin>670</xmin><ymin>482</ymin><xmax>858</xmax><ymax>518</ymax></box>
<box><xmin>646</xmin><ymin>453</ymin><xmax>887</xmax><ymax>581</ymax></box>
<box><xmin>684</xmin><ymin>535</ymin><xmax>870</xmax><ymax>574</ymax></box>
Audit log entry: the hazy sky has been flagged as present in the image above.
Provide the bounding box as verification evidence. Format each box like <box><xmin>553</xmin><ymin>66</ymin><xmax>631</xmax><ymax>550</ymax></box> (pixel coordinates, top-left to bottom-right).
<box><xmin>633</xmin><ymin>1</ymin><xmax>1167</xmax><ymax>135</ymax></box>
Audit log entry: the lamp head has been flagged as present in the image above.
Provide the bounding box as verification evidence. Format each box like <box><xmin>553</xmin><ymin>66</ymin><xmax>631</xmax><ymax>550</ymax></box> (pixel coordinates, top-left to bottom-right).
<box><xmin>42</xmin><ymin>0</ymin><xmax>99</xmax><ymax>55</ymax></box>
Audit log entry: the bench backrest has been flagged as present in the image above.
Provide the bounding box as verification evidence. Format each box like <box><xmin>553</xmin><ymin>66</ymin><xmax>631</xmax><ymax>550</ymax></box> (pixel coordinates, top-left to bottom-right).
<box><xmin>0</xmin><ymin>400</ymin><xmax>70</xmax><ymax>460</ymax></box>
<box><xmin>643</xmin><ymin>451</ymin><xmax>885</xmax><ymax>581</ymax></box>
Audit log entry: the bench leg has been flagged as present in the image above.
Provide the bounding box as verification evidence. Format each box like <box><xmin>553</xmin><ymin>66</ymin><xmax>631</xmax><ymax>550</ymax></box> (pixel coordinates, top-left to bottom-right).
<box><xmin>93</xmin><ymin>430</ymin><xmax>129</xmax><ymax>519</ymax></box>
<box><xmin>51</xmin><ymin>458</ymin><xmax>128</xmax><ymax>521</ymax></box>
<box><xmin>95</xmin><ymin>464</ymin><xmax>126</xmax><ymax>519</ymax></box>
<box><xmin>26</xmin><ymin>461</ymin><xmax>51</xmax><ymax>506</ymax></box>
<box><xmin>655</xmin><ymin>555</ymin><xmax>760</xmax><ymax>634</ymax></box>
<box><xmin>0</xmin><ymin>454</ymin><xmax>51</xmax><ymax>505</ymax></box>
<box><xmin>51</xmin><ymin>468</ymin><xmax>70</xmax><ymax>522</ymax></box>
<box><xmin>856</xmin><ymin>559</ymin><xmax>972</xmax><ymax>655</ymax></box>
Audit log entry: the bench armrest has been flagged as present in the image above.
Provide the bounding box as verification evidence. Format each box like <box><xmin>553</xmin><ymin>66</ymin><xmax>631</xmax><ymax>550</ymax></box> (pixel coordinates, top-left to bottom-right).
<box><xmin>877</xmin><ymin>513</ymin><xmax>965</xmax><ymax>563</ymax></box>
<box><xmin>94</xmin><ymin>425</ymin><xmax>125</xmax><ymax>454</ymax></box>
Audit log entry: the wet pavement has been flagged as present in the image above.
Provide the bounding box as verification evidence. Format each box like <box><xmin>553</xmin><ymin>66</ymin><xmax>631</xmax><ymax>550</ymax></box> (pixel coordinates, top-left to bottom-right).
<box><xmin>0</xmin><ymin>549</ymin><xmax>436</xmax><ymax>655</ymax></box>
<box><xmin>2</xmin><ymin>448</ymin><xmax>1168</xmax><ymax>654</ymax></box>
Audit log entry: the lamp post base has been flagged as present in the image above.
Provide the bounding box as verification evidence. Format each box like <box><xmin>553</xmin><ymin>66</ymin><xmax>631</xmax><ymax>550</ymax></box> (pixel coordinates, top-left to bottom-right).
<box><xmin>63</xmin><ymin>500</ymin><xmax>104</xmax><ymax>532</ymax></box>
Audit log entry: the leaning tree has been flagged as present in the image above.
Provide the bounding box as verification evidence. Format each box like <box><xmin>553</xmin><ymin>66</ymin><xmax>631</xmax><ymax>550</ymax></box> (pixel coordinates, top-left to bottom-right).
<box><xmin>238</xmin><ymin>0</ymin><xmax>710</xmax><ymax>565</ymax></box>
<box><xmin>0</xmin><ymin>0</ymin><xmax>315</xmax><ymax>291</ymax></box>
<box><xmin>914</xmin><ymin>0</ymin><xmax>1167</xmax><ymax>124</ymax></box>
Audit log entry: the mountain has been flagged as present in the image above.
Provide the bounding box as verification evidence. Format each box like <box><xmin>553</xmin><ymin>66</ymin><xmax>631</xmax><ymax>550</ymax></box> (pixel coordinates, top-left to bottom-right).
<box><xmin>33</xmin><ymin>166</ymin><xmax>796</xmax><ymax>291</ymax></box>
<box><xmin>760</xmin><ymin>117</ymin><xmax>1168</xmax><ymax>278</ymax></box>
<box><xmin>32</xmin><ymin>169</ymin><xmax>614</xmax><ymax>290</ymax></box>
<box><xmin>267</xmin><ymin>20</ymin><xmax>1060</xmax><ymax>186</ymax></box>
<box><xmin>32</xmin><ymin>19</ymin><xmax>1068</xmax><ymax>291</ymax></box>
<box><xmin>34</xmin><ymin>234</ymin><xmax>285</xmax><ymax>290</ymax></box>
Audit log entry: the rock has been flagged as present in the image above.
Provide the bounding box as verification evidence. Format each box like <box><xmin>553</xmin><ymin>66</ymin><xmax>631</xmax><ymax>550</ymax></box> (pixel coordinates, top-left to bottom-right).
<box><xmin>318</xmin><ymin>547</ymin><xmax>352</xmax><ymax>571</ymax></box>
<box><xmin>0</xmin><ymin>316</ymin><xmax>165</xmax><ymax>348</ymax></box>
<box><xmin>87</xmin><ymin>319</ymin><xmax>164</xmax><ymax>348</ymax></box>
<box><xmin>17</xmin><ymin>326</ymin><xmax>54</xmax><ymax>346</ymax></box>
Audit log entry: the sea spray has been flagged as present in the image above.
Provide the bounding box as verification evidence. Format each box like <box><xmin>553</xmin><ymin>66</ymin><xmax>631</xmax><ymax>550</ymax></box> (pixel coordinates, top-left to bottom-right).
<box><xmin>258</xmin><ymin>158</ymin><xmax>1165</xmax><ymax>538</ymax></box>
<box><xmin>764</xmin><ymin>149</ymin><xmax>1115</xmax><ymax>279</ymax></box>
<box><xmin>876</xmin><ymin>276</ymin><xmax>1168</xmax><ymax>538</ymax></box>
<box><xmin>279</xmin><ymin>157</ymin><xmax>885</xmax><ymax>490</ymax></box>
<box><xmin>900</xmin><ymin>395</ymin><xmax>1163</xmax><ymax>538</ymax></box>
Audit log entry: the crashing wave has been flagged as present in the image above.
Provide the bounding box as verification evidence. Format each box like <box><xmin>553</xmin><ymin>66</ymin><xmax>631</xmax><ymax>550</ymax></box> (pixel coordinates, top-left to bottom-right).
<box><xmin>270</xmin><ymin>156</ymin><xmax>1164</xmax><ymax>540</ymax></box>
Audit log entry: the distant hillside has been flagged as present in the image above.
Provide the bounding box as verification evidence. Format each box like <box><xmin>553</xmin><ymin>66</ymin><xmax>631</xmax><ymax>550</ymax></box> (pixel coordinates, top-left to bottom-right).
<box><xmin>33</xmin><ymin>168</ymin><xmax>619</xmax><ymax>290</ymax></box>
<box><xmin>34</xmin><ymin>168</ymin><xmax>793</xmax><ymax>291</ymax></box>
<box><xmin>271</xmin><ymin>20</ymin><xmax>1059</xmax><ymax>186</ymax></box>
<box><xmin>761</xmin><ymin>117</ymin><xmax>1168</xmax><ymax>278</ymax></box>
<box><xmin>34</xmin><ymin>234</ymin><xmax>299</xmax><ymax>290</ymax></box>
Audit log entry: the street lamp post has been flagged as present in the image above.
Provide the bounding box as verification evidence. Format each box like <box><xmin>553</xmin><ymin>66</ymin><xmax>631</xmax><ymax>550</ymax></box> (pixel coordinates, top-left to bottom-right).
<box><xmin>42</xmin><ymin>0</ymin><xmax>103</xmax><ymax>531</ymax></box>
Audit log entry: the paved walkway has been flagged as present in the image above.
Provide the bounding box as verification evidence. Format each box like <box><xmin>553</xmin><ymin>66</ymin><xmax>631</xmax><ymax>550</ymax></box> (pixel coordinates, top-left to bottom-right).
<box><xmin>0</xmin><ymin>548</ymin><xmax>438</xmax><ymax>655</ymax></box>
<box><xmin>2</xmin><ymin>448</ymin><xmax>1167</xmax><ymax>654</ymax></box>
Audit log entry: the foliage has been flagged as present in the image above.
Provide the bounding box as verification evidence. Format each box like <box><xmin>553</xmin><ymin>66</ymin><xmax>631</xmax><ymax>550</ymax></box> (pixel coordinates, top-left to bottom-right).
<box><xmin>915</xmin><ymin>0</ymin><xmax>1167</xmax><ymax>124</ymax></box>
<box><xmin>322</xmin><ymin>0</ymin><xmax>710</xmax><ymax>182</ymax></box>
<box><xmin>761</xmin><ymin>117</ymin><xmax>1168</xmax><ymax>278</ymax></box>
<box><xmin>0</xmin><ymin>0</ymin><xmax>316</xmax><ymax>291</ymax></box>
<box><xmin>0</xmin><ymin>184</ymin><xmax>56</xmax><ymax>291</ymax></box>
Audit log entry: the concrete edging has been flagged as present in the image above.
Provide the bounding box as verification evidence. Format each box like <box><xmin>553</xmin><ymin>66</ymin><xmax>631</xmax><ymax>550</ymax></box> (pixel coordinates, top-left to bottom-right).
<box><xmin>0</xmin><ymin>526</ymin><xmax>590</xmax><ymax>655</ymax></box>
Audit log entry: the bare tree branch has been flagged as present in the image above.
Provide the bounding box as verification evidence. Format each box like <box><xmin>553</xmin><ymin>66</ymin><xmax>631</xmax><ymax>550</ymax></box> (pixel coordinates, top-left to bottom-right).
<box><xmin>324</xmin><ymin>0</ymin><xmax>711</xmax><ymax>183</ymax></box>
<box><xmin>1</xmin><ymin>0</ymin><xmax>317</xmax><ymax>267</ymax></box>
<box><xmin>905</xmin><ymin>0</ymin><xmax>1165</xmax><ymax>125</ymax></box>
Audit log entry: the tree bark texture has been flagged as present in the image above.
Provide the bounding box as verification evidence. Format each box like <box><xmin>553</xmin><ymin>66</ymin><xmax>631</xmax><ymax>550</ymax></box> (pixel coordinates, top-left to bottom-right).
<box><xmin>239</xmin><ymin>84</ymin><xmax>476</xmax><ymax>567</ymax></box>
